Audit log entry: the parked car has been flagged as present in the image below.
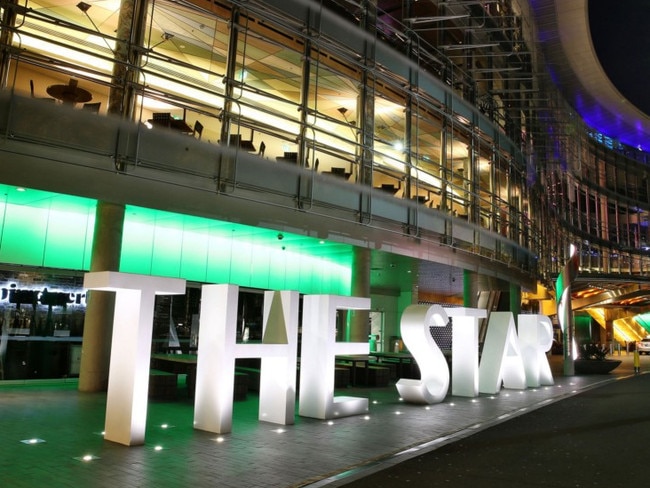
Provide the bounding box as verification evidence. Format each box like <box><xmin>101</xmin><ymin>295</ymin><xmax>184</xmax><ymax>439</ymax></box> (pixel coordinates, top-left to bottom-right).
<box><xmin>636</xmin><ymin>337</ymin><xmax>650</xmax><ymax>355</ymax></box>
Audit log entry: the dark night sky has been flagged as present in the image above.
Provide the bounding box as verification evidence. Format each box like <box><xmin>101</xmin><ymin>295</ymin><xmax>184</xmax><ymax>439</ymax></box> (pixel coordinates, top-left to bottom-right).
<box><xmin>589</xmin><ymin>0</ymin><xmax>650</xmax><ymax>116</ymax></box>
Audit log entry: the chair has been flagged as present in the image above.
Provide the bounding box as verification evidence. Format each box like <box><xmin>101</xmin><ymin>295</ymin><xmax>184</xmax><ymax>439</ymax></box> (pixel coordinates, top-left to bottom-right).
<box><xmin>193</xmin><ymin>120</ymin><xmax>204</xmax><ymax>140</ymax></box>
<box><xmin>29</xmin><ymin>80</ymin><xmax>55</xmax><ymax>102</ymax></box>
<box><xmin>83</xmin><ymin>102</ymin><xmax>101</xmax><ymax>113</ymax></box>
<box><xmin>152</xmin><ymin>112</ymin><xmax>172</xmax><ymax>127</ymax></box>
<box><xmin>228</xmin><ymin>133</ymin><xmax>242</xmax><ymax>146</ymax></box>
<box><xmin>229</xmin><ymin>131</ymin><xmax>257</xmax><ymax>151</ymax></box>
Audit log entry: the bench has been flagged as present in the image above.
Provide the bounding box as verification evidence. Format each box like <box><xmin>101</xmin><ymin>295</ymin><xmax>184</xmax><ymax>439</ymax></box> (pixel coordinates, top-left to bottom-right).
<box><xmin>358</xmin><ymin>365</ymin><xmax>390</xmax><ymax>387</ymax></box>
<box><xmin>337</xmin><ymin>363</ymin><xmax>390</xmax><ymax>387</ymax></box>
<box><xmin>236</xmin><ymin>366</ymin><xmax>261</xmax><ymax>392</ymax></box>
<box><xmin>148</xmin><ymin>369</ymin><xmax>178</xmax><ymax>400</ymax></box>
<box><xmin>186</xmin><ymin>370</ymin><xmax>249</xmax><ymax>401</ymax></box>
<box><xmin>334</xmin><ymin>366</ymin><xmax>351</xmax><ymax>388</ymax></box>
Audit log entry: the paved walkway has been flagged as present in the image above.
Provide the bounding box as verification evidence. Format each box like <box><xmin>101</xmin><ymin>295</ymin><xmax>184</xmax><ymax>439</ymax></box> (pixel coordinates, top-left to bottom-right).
<box><xmin>0</xmin><ymin>353</ymin><xmax>643</xmax><ymax>487</ymax></box>
<box><xmin>338</xmin><ymin>362</ymin><xmax>650</xmax><ymax>487</ymax></box>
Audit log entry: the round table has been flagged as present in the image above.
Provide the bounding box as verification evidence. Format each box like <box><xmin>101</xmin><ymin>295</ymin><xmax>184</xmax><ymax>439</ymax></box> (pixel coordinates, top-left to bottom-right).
<box><xmin>46</xmin><ymin>79</ymin><xmax>93</xmax><ymax>104</ymax></box>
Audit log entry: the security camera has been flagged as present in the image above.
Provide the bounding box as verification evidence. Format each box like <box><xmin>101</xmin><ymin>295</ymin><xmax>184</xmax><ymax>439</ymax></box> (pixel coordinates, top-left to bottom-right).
<box><xmin>277</xmin><ymin>233</ymin><xmax>284</xmax><ymax>240</ymax></box>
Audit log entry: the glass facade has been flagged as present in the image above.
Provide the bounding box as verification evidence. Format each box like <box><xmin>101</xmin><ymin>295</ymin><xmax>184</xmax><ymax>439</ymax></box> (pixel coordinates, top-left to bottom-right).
<box><xmin>1</xmin><ymin>0</ymin><xmax>650</xmax><ymax>379</ymax></box>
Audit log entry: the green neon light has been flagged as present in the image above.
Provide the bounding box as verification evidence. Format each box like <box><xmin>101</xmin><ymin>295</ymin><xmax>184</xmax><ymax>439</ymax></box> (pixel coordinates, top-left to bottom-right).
<box><xmin>0</xmin><ymin>187</ymin><xmax>96</xmax><ymax>269</ymax></box>
<box><xmin>120</xmin><ymin>205</ymin><xmax>352</xmax><ymax>294</ymax></box>
<box><xmin>0</xmin><ymin>185</ymin><xmax>352</xmax><ymax>294</ymax></box>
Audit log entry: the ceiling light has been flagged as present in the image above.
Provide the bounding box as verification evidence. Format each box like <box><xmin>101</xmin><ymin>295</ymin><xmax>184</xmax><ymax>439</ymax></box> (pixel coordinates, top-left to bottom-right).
<box><xmin>404</xmin><ymin>15</ymin><xmax>470</xmax><ymax>24</ymax></box>
<box><xmin>441</xmin><ymin>43</ymin><xmax>498</xmax><ymax>51</ymax></box>
<box><xmin>472</xmin><ymin>67</ymin><xmax>522</xmax><ymax>73</ymax></box>
<box><xmin>76</xmin><ymin>2</ymin><xmax>114</xmax><ymax>53</ymax></box>
<box><xmin>76</xmin><ymin>2</ymin><xmax>91</xmax><ymax>13</ymax></box>
<box><xmin>151</xmin><ymin>32</ymin><xmax>175</xmax><ymax>49</ymax></box>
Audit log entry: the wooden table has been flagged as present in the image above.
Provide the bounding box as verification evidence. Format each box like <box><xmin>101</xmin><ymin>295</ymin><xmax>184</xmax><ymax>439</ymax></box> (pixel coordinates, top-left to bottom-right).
<box><xmin>151</xmin><ymin>353</ymin><xmax>197</xmax><ymax>374</ymax></box>
<box><xmin>369</xmin><ymin>351</ymin><xmax>414</xmax><ymax>379</ymax></box>
<box><xmin>46</xmin><ymin>79</ymin><xmax>93</xmax><ymax>105</ymax></box>
<box><xmin>148</xmin><ymin>116</ymin><xmax>194</xmax><ymax>134</ymax></box>
<box><xmin>150</xmin><ymin>353</ymin><xmax>250</xmax><ymax>400</ymax></box>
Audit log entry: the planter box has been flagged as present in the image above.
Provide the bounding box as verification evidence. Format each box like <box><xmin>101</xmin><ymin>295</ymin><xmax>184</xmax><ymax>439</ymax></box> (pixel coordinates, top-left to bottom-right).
<box><xmin>574</xmin><ymin>359</ymin><xmax>621</xmax><ymax>375</ymax></box>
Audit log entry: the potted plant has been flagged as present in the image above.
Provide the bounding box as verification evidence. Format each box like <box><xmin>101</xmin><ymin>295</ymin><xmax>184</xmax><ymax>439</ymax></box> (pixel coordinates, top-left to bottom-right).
<box><xmin>574</xmin><ymin>343</ymin><xmax>622</xmax><ymax>374</ymax></box>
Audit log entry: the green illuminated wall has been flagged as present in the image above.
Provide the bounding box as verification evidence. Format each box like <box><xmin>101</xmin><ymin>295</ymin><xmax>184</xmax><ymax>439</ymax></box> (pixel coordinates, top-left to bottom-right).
<box><xmin>0</xmin><ymin>186</ymin><xmax>352</xmax><ymax>294</ymax></box>
<box><xmin>574</xmin><ymin>314</ymin><xmax>594</xmax><ymax>342</ymax></box>
<box><xmin>0</xmin><ymin>189</ymin><xmax>96</xmax><ymax>270</ymax></box>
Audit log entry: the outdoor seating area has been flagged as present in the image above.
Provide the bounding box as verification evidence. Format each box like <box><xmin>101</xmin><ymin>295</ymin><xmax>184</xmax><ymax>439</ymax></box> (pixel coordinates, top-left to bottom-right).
<box><xmin>149</xmin><ymin>351</ymin><xmax>419</xmax><ymax>401</ymax></box>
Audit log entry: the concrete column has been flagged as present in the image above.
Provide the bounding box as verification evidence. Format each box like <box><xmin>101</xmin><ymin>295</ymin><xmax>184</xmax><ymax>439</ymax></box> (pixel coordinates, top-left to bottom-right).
<box><xmin>348</xmin><ymin>247</ymin><xmax>371</xmax><ymax>343</ymax></box>
<box><xmin>358</xmin><ymin>0</ymin><xmax>377</xmax><ymax>186</ymax></box>
<box><xmin>0</xmin><ymin>0</ymin><xmax>17</xmax><ymax>89</ymax></box>
<box><xmin>78</xmin><ymin>0</ymin><xmax>144</xmax><ymax>392</ymax></box>
<box><xmin>78</xmin><ymin>202</ymin><xmax>125</xmax><ymax>392</ymax></box>
<box><xmin>464</xmin><ymin>270</ymin><xmax>517</xmax><ymax>313</ymax></box>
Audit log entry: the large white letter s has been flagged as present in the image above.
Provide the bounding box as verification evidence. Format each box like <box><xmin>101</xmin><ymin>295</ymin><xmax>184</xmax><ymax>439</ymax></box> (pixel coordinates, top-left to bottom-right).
<box><xmin>396</xmin><ymin>304</ymin><xmax>450</xmax><ymax>404</ymax></box>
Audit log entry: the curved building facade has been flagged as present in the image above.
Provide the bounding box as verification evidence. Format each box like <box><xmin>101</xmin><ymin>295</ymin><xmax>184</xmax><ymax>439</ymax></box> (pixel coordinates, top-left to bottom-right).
<box><xmin>0</xmin><ymin>0</ymin><xmax>648</xmax><ymax>381</ymax></box>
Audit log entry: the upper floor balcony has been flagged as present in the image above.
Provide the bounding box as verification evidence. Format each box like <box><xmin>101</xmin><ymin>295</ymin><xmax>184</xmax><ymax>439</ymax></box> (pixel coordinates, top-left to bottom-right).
<box><xmin>0</xmin><ymin>90</ymin><xmax>538</xmax><ymax>288</ymax></box>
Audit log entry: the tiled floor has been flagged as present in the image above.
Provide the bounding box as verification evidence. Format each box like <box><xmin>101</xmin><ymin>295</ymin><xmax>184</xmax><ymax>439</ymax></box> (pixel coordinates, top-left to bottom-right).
<box><xmin>0</xmin><ymin>353</ymin><xmax>641</xmax><ymax>488</ymax></box>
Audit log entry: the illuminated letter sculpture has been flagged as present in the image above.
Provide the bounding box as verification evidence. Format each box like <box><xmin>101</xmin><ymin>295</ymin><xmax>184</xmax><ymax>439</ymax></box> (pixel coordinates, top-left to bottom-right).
<box><xmin>519</xmin><ymin>314</ymin><xmax>554</xmax><ymax>387</ymax></box>
<box><xmin>84</xmin><ymin>271</ymin><xmax>186</xmax><ymax>446</ymax></box>
<box><xmin>396</xmin><ymin>304</ymin><xmax>450</xmax><ymax>404</ymax></box>
<box><xmin>448</xmin><ymin>307</ymin><xmax>486</xmax><ymax>397</ymax></box>
<box><xmin>259</xmin><ymin>290</ymin><xmax>300</xmax><ymax>425</ymax></box>
<box><xmin>478</xmin><ymin>312</ymin><xmax>526</xmax><ymax>394</ymax></box>
<box><xmin>193</xmin><ymin>286</ymin><xmax>299</xmax><ymax>434</ymax></box>
<box><xmin>299</xmin><ymin>295</ymin><xmax>370</xmax><ymax>419</ymax></box>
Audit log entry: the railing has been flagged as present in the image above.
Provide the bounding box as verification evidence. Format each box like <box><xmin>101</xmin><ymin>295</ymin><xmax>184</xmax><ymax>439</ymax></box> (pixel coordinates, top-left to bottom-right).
<box><xmin>0</xmin><ymin>91</ymin><xmax>539</xmax><ymax>287</ymax></box>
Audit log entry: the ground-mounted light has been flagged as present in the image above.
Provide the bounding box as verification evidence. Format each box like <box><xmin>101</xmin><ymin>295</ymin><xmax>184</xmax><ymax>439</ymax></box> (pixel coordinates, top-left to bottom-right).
<box><xmin>20</xmin><ymin>438</ymin><xmax>46</xmax><ymax>445</ymax></box>
<box><xmin>74</xmin><ymin>454</ymin><xmax>100</xmax><ymax>462</ymax></box>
